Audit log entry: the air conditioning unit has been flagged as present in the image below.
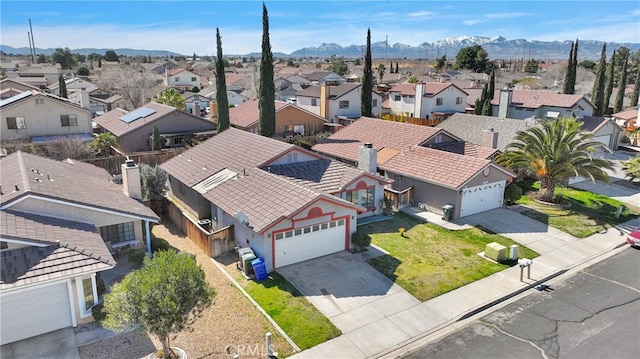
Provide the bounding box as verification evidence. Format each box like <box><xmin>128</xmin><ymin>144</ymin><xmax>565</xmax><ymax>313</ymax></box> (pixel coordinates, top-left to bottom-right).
<box><xmin>236</xmin><ymin>247</ymin><xmax>256</xmax><ymax>278</ymax></box>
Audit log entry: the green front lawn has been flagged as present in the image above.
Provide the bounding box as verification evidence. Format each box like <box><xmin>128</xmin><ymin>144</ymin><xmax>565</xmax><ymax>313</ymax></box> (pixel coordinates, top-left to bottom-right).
<box><xmin>361</xmin><ymin>212</ymin><xmax>539</xmax><ymax>302</ymax></box>
<box><xmin>241</xmin><ymin>273</ymin><xmax>340</xmax><ymax>350</ymax></box>
<box><xmin>516</xmin><ymin>183</ymin><xmax>640</xmax><ymax>238</ymax></box>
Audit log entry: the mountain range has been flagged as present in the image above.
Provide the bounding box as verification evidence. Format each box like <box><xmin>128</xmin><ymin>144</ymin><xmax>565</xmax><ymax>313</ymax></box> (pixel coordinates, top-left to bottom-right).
<box><xmin>2</xmin><ymin>36</ymin><xmax>639</xmax><ymax>60</ymax></box>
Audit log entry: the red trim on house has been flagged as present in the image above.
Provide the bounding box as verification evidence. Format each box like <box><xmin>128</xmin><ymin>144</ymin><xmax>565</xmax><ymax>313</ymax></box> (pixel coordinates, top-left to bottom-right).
<box><xmin>261</xmin><ymin>147</ymin><xmax>326</xmax><ymax>167</ymax></box>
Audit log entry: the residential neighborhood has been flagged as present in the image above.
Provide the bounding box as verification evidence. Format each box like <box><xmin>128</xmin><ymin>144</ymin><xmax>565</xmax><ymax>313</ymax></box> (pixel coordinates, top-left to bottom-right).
<box><xmin>1</xmin><ymin>3</ymin><xmax>639</xmax><ymax>359</ymax></box>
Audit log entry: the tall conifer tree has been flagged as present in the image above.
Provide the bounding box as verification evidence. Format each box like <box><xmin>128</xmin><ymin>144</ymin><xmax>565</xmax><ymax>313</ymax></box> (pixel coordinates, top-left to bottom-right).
<box><xmin>630</xmin><ymin>67</ymin><xmax>640</xmax><ymax>107</ymax></box>
<box><xmin>603</xmin><ymin>50</ymin><xmax>616</xmax><ymax>114</ymax></box>
<box><xmin>592</xmin><ymin>44</ymin><xmax>607</xmax><ymax>116</ymax></box>
<box><xmin>58</xmin><ymin>74</ymin><xmax>68</xmax><ymax>98</ymax></box>
<box><xmin>563</xmin><ymin>41</ymin><xmax>574</xmax><ymax>94</ymax></box>
<box><xmin>258</xmin><ymin>2</ymin><xmax>275</xmax><ymax>137</ymax></box>
<box><xmin>215</xmin><ymin>28</ymin><xmax>230</xmax><ymax>132</ymax></box>
<box><xmin>614</xmin><ymin>53</ymin><xmax>628</xmax><ymax>113</ymax></box>
<box><xmin>571</xmin><ymin>39</ymin><xmax>579</xmax><ymax>92</ymax></box>
<box><xmin>361</xmin><ymin>28</ymin><xmax>373</xmax><ymax>118</ymax></box>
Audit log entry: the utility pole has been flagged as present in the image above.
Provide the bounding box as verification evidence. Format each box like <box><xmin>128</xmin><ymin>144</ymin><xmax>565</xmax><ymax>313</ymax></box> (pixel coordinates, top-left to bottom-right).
<box><xmin>385</xmin><ymin>35</ymin><xmax>388</xmax><ymax>61</ymax></box>
<box><xmin>27</xmin><ymin>32</ymin><xmax>34</xmax><ymax>63</ymax></box>
<box><xmin>29</xmin><ymin>19</ymin><xmax>37</xmax><ymax>63</ymax></box>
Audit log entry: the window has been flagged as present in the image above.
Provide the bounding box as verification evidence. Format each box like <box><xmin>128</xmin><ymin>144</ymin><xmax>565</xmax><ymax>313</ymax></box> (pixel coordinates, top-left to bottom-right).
<box><xmin>339</xmin><ymin>100</ymin><xmax>349</xmax><ymax>109</ymax></box>
<box><xmin>0</xmin><ymin>241</ymin><xmax>7</xmax><ymax>250</ymax></box>
<box><xmin>312</xmin><ymin>225</ymin><xmax>320</xmax><ymax>232</ymax></box>
<box><xmin>285</xmin><ymin>231</ymin><xmax>293</xmax><ymax>238</ymax></box>
<box><xmin>35</xmin><ymin>98</ymin><xmax>44</xmax><ymax>105</ymax></box>
<box><xmin>329</xmin><ymin>221</ymin><xmax>337</xmax><ymax>228</ymax></box>
<box><xmin>82</xmin><ymin>278</ymin><xmax>95</xmax><ymax>311</ymax></box>
<box><xmin>174</xmin><ymin>77</ymin><xmax>180</xmax><ymax>81</ymax></box>
<box><xmin>360</xmin><ymin>187</ymin><xmax>375</xmax><ymax>208</ymax></box>
<box><xmin>99</xmin><ymin>222</ymin><xmax>135</xmax><ymax>244</ymax></box>
<box><xmin>311</xmin><ymin>98</ymin><xmax>318</xmax><ymax>106</ymax></box>
<box><xmin>293</xmin><ymin>124</ymin><xmax>305</xmax><ymax>135</ymax></box>
<box><xmin>191</xmin><ymin>77</ymin><xmax>197</xmax><ymax>82</ymax></box>
<box><xmin>303</xmin><ymin>227</ymin><xmax>311</xmax><ymax>234</ymax></box>
<box><xmin>60</xmin><ymin>114</ymin><xmax>78</xmax><ymax>127</ymax></box>
<box><xmin>6</xmin><ymin>117</ymin><xmax>26</xmax><ymax>129</ymax></box>
<box><xmin>294</xmin><ymin>229</ymin><xmax>302</xmax><ymax>236</ymax></box>
<box><xmin>436</xmin><ymin>98</ymin><xmax>443</xmax><ymax>106</ymax></box>
<box><xmin>338</xmin><ymin>219</ymin><xmax>345</xmax><ymax>226</ymax></box>
<box><xmin>287</xmin><ymin>152</ymin><xmax>298</xmax><ymax>163</ymax></box>
<box><xmin>372</xmin><ymin>99</ymin><xmax>378</xmax><ymax>107</ymax></box>
<box><xmin>321</xmin><ymin>223</ymin><xmax>328</xmax><ymax>230</ymax></box>
<box><xmin>394</xmin><ymin>95</ymin><xmax>401</xmax><ymax>101</ymax></box>
<box><xmin>275</xmin><ymin>232</ymin><xmax>284</xmax><ymax>240</ymax></box>
<box><xmin>173</xmin><ymin>137</ymin><xmax>184</xmax><ymax>146</ymax></box>
<box><xmin>456</xmin><ymin>97</ymin><xmax>463</xmax><ymax>105</ymax></box>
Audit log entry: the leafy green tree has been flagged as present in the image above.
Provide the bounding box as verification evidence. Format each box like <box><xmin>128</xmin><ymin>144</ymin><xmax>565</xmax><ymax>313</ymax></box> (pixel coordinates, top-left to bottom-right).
<box><xmin>630</xmin><ymin>67</ymin><xmax>640</xmax><ymax>107</ymax></box>
<box><xmin>51</xmin><ymin>47</ymin><xmax>76</xmax><ymax>69</ymax></box>
<box><xmin>353</xmin><ymin>58</ymin><xmax>361</xmax><ymax>66</ymax></box>
<box><xmin>77</xmin><ymin>67</ymin><xmax>89</xmax><ymax>76</ymax></box>
<box><xmin>361</xmin><ymin>28</ymin><xmax>373</xmax><ymax>118</ymax></box>
<box><xmin>503</xmin><ymin>183</ymin><xmax>523</xmax><ymax>205</ymax></box>
<box><xmin>621</xmin><ymin>157</ymin><xmax>640</xmax><ymax>183</ymax></box>
<box><xmin>327</xmin><ymin>55</ymin><xmax>349</xmax><ymax>76</ymax></box>
<box><xmin>58</xmin><ymin>74</ymin><xmax>68</xmax><ymax>98</ymax></box>
<box><xmin>592</xmin><ymin>44</ymin><xmax>607</xmax><ymax>116</ymax></box>
<box><xmin>153</xmin><ymin>88</ymin><xmax>186</xmax><ymax>111</ymax></box>
<box><xmin>104</xmin><ymin>50</ymin><xmax>119</xmax><ymax>62</ymax></box>
<box><xmin>563</xmin><ymin>41</ymin><xmax>575</xmax><ymax>94</ymax></box>
<box><xmin>286</xmin><ymin>59</ymin><xmax>295</xmax><ymax>67</ymax></box>
<box><xmin>152</xmin><ymin>125</ymin><xmax>162</xmax><ymax>151</ymax></box>
<box><xmin>92</xmin><ymin>132</ymin><xmax>118</xmax><ymax>157</ymax></box>
<box><xmin>103</xmin><ymin>250</ymin><xmax>214</xmax><ymax>359</ymax></box>
<box><xmin>435</xmin><ymin>55</ymin><xmax>447</xmax><ymax>71</ymax></box>
<box><xmin>498</xmin><ymin>117</ymin><xmax>612</xmax><ymax>202</ymax></box>
<box><xmin>259</xmin><ymin>2</ymin><xmax>276</xmax><ymax>137</ymax></box>
<box><xmin>37</xmin><ymin>54</ymin><xmax>48</xmax><ymax>64</ymax></box>
<box><xmin>140</xmin><ymin>163</ymin><xmax>168</xmax><ymax>200</ymax></box>
<box><xmin>524</xmin><ymin>59</ymin><xmax>539</xmax><ymax>73</ymax></box>
<box><xmin>603</xmin><ymin>50</ymin><xmax>616</xmax><ymax>114</ymax></box>
<box><xmin>377</xmin><ymin>63</ymin><xmax>385</xmax><ymax>81</ymax></box>
<box><xmin>215</xmin><ymin>28</ymin><xmax>230</xmax><ymax>132</ymax></box>
<box><xmin>454</xmin><ymin>45</ymin><xmax>488</xmax><ymax>72</ymax></box>
<box><xmin>578</xmin><ymin>59</ymin><xmax>596</xmax><ymax>70</ymax></box>
<box><xmin>407</xmin><ymin>76</ymin><xmax>419</xmax><ymax>83</ymax></box>
<box><xmin>614</xmin><ymin>53</ymin><xmax>629</xmax><ymax>113</ymax></box>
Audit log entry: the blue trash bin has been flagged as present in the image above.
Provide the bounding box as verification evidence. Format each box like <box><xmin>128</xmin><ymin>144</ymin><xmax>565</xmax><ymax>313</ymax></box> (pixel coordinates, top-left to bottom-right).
<box><xmin>251</xmin><ymin>257</ymin><xmax>268</xmax><ymax>281</ymax></box>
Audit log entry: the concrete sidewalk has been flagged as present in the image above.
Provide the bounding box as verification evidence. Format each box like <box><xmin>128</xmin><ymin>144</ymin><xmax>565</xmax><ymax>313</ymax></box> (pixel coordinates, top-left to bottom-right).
<box><xmin>290</xmin><ymin>210</ymin><xmax>639</xmax><ymax>359</ymax></box>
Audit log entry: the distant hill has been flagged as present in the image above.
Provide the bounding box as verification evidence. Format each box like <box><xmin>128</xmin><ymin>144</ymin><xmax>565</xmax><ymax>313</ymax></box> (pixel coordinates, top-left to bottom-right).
<box><xmin>2</xmin><ymin>36</ymin><xmax>639</xmax><ymax>60</ymax></box>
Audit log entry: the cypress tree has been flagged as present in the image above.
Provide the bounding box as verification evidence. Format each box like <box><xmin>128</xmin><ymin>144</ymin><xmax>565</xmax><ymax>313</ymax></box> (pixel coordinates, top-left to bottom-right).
<box><xmin>152</xmin><ymin>125</ymin><xmax>162</xmax><ymax>151</ymax></box>
<box><xmin>215</xmin><ymin>28</ymin><xmax>230</xmax><ymax>132</ymax></box>
<box><xmin>563</xmin><ymin>41</ymin><xmax>574</xmax><ymax>94</ymax></box>
<box><xmin>630</xmin><ymin>67</ymin><xmax>640</xmax><ymax>107</ymax></box>
<box><xmin>58</xmin><ymin>74</ymin><xmax>68</xmax><ymax>98</ymax></box>
<box><xmin>592</xmin><ymin>44</ymin><xmax>607</xmax><ymax>116</ymax></box>
<box><xmin>571</xmin><ymin>39</ymin><xmax>578</xmax><ymax>93</ymax></box>
<box><xmin>488</xmin><ymin>69</ymin><xmax>495</xmax><ymax>100</ymax></box>
<box><xmin>361</xmin><ymin>28</ymin><xmax>373</xmax><ymax>118</ymax></box>
<box><xmin>395</xmin><ymin>61</ymin><xmax>399</xmax><ymax>74</ymax></box>
<box><xmin>613</xmin><ymin>53</ymin><xmax>628</xmax><ymax>113</ymax></box>
<box><xmin>389</xmin><ymin>60</ymin><xmax>393</xmax><ymax>73</ymax></box>
<box><xmin>258</xmin><ymin>2</ymin><xmax>275</xmax><ymax>137</ymax></box>
<box><xmin>603</xmin><ymin>50</ymin><xmax>616</xmax><ymax>114</ymax></box>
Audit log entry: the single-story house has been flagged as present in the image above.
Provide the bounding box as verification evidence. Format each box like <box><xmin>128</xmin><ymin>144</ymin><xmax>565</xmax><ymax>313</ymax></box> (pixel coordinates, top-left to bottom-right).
<box><xmin>312</xmin><ymin>117</ymin><xmax>515</xmax><ymax>218</ymax></box>
<box><xmin>160</xmin><ymin>128</ymin><xmax>390</xmax><ymax>271</ymax></box>
<box><xmin>0</xmin><ymin>151</ymin><xmax>159</xmax><ymax>345</ymax></box>
<box><xmin>491</xmin><ymin>89</ymin><xmax>594</xmax><ymax>120</ymax></box>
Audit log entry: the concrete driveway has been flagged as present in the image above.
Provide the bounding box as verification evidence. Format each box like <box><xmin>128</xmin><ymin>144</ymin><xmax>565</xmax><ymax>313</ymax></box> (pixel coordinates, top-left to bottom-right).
<box><xmin>0</xmin><ymin>327</ymin><xmax>79</xmax><ymax>359</ymax></box>
<box><xmin>460</xmin><ymin>208</ymin><xmax>578</xmax><ymax>255</ymax></box>
<box><xmin>570</xmin><ymin>180</ymin><xmax>640</xmax><ymax>208</ymax></box>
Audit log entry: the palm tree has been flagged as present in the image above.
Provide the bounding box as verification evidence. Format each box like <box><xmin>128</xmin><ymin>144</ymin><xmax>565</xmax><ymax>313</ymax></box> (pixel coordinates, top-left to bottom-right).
<box><xmin>621</xmin><ymin>157</ymin><xmax>640</xmax><ymax>183</ymax></box>
<box><xmin>92</xmin><ymin>132</ymin><xmax>118</xmax><ymax>157</ymax></box>
<box><xmin>498</xmin><ymin>117</ymin><xmax>613</xmax><ymax>202</ymax></box>
<box><xmin>377</xmin><ymin>63</ymin><xmax>386</xmax><ymax>82</ymax></box>
<box><xmin>153</xmin><ymin>88</ymin><xmax>186</xmax><ymax>111</ymax></box>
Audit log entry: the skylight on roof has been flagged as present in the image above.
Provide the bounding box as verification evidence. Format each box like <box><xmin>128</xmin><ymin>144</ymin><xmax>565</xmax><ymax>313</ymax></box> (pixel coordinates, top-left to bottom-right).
<box><xmin>120</xmin><ymin>106</ymin><xmax>157</xmax><ymax>123</ymax></box>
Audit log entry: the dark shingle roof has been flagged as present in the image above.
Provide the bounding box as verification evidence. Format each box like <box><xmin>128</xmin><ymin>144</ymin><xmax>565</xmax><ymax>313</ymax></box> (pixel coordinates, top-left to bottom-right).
<box><xmin>0</xmin><ymin>151</ymin><xmax>159</xmax><ymax>221</ymax></box>
<box><xmin>266</xmin><ymin>159</ymin><xmax>368</xmax><ymax>194</ymax></box>
<box><xmin>429</xmin><ymin>141</ymin><xmax>499</xmax><ymax>159</ymax></box>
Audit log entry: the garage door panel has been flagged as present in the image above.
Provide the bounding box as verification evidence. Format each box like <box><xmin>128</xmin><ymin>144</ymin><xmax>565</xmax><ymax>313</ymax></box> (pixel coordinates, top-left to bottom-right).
<box><xmin>460</xmin><ymin>181</ymin><xmax>505</xmax><ymax>217</ymax></box>
<box><xmin>276</xmin><ymin>220</ymin><xmax>346</xmax><ymax>268</ymax></box>
<box><xmin>0</xmin><ymin>282</ymin><xmax>73</xmax><ymax>345</ymax></box>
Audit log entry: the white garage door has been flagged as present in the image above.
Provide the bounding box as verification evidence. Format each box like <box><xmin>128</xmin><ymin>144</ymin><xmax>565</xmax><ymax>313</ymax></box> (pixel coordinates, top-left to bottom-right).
<box><xmin>593</xmin><ymin>135</ymin><xmax>611</xmax><ymax>147</ymax></box>
<box><xmin>1</xmin><ymin>282</ymin><xmax>73</xmax><ymax>345</ymax></box>
<box><xmin>275</xmin><ymin>219</ymin><xmax>346</xmax><ymax>268</ymax></box>
<box><xmin>460</xmin><ymin>181</ymin><xmax>506</xmax><ymax>218</ymax></box>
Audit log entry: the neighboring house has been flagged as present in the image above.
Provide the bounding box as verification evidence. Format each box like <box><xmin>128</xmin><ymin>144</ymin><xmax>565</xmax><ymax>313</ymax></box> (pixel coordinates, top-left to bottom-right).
<box><xmin>611</xmin><ymin>106</ymin><xmax>639</xmax><ymax>144</ymax></box>
<box><xmin>92</xmin><ymin>101</ymin><xmax>217</xmax><ymax>153</ymax></box>
<box><xmin>160</xmin><ymin>128</ymin><xmax>389</xmax><ymax>271</ymax></box>
<box><xmin>46</xmin><ymin>77</ymin><xmax>128</xmax><ymax>117</ymax></box>
<box><xmin>0</xmin><ymin>90</ymin><xmax>92</xmax><ymax>143</ymax></box>
<box><xmin>8</xmin><ymin>63</ymin><xmax>61</xmax><ymax>87</ymax></box>
<box><xmin>491</xmin><ymin>89</ymin><xmax>594</xmax><ymax>120</ymax></box>
<box><xmin>46</xmin><ymin>77</ymin><xmax>101</xmax><ymax>96</ymax></box>
<box><xmin>183</xmin><ymin>93</ymin><xmax>211</xmax><ymax>116</ymax></box>
<box><xmin>313</xmin><ymin>117</ymin><xmax>514</xmax><ymax>218</ymax></box>
<box><xmin>579</xmin><ymin>116</ymin><xmax>623</xmax><ymax>153</ymax></box>
<box><xmin>0</xmin><ymin>151</ymin><xmax>159</xmax><ymax>345</ymax></box>
<box><xmin>295</xmin><ymin>83</ymin><xmax>384</xmax><ymax>124</ymax></box>
<box><xmin>0</xmin><ymin>78</ymin><xmax>41</xmax><ymax>99</ymax></box>
<box><xmin>224</xmin><ymin>99</ymin><xmax>327</xmax><ymax>139</ymax></box>
<box><xmin>164</xmin><ymin>68</ymin><xmax>204</xmax><ymax>91</ymax></box>
<box><xmin>300</xmin><ymin>71</ymin><xmax>346</xmax><ymax>85</ymax></box>
<box><xmin>388</xmin><ymin>82</ymin><xmax>469</xmax><ymax>121</ymax></box>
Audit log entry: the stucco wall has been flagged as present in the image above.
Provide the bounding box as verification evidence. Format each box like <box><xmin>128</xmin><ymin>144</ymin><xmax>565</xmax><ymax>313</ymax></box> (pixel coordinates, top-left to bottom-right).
<box><xmin>167</xmin><ymin>176</ymin><xmax>211</xmax><ymax>219</ymax></box>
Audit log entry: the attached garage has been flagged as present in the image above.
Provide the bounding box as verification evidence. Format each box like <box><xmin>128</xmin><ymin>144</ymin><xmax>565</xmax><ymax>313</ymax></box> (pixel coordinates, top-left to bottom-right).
<box><xmin>1</xmin><ymin>282</ymin><xmax>73</xmax><ymax>345</ymax></box>
<box><xmin>460</xmin><ymin>180</ymin><xmax>506</xmax><ymax>217</ymax></box>
<box><xmin>274</xmin><ymin>218</ymin><xmax>347</xmax><ymax>268</ymax></box>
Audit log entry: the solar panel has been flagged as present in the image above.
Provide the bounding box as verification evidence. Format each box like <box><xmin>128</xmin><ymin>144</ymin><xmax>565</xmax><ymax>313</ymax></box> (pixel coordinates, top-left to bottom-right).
<box><xmin>120</xmin><ymin>106</ymin><xmax>157</xmax><ymax>123</ymax></box>
<box><xmin>0</xmin><ymin>91</ymin><xmax>33</xmax><ymax>107</ymax></box>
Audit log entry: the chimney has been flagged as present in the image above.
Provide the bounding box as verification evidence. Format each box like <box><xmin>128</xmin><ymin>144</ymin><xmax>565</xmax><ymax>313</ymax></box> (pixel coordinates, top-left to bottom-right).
<box><xmin>121</xmin><ymin>159</ymin><xmax>142</xmax><ymax>200</ymax></box>
<box><xmin>414</xmin><ymin>83</ymin><xmax>425</xmax><ymax>119</ymax></box>
<box><xmin>192</xmin><ymin>100</ymin><xmax>199</xmax><ymax>116</ymax></box>
<box><xmin>79</xmin><ymin>90</ymin><xmax>90</xmax><ymax>110</ymax></box>
<box><xmin>480</xmin><ymin>128</ymin><xmax>499</xmax><ymax>149</ymax></box>
<box><xmin>320</xmin><ymin>84</ymin><xmax>330</xmax><ymax>121</ymax></box>
<box><xmin>358</xmin><ymin>142</ymin><xmax>377</xmax><ymax>174</ymax></box>
<box><xmin>498</xmin><ymin>88</ymin><xmax>512</xmax><ymax>119</ymax></box>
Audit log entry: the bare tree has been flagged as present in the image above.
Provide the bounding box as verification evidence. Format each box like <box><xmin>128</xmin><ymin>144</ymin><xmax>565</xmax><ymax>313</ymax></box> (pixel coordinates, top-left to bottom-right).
<box><xmin>93</xmin><ymin>65</ymin><xmax>157</xmax><ymax>109</ymax></box>
<box><xmin>45</xmin><ymin>138</ymin><xmax>94</xmax><ymax>160</ymax></box>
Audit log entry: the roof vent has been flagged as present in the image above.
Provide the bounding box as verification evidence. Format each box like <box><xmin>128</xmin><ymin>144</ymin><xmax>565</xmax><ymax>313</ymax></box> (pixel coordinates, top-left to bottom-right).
<box><xmin>125</xmin><ymin>159</ymin><xmax>136</xmax><ymax>168</ymax></box>
<box><xmin>14</xmin><ymin>184</ymin><xmax>19</xmax><ymax>191</ymax></box>
<box><xmin>364</xmin><ymin>142</ymin><xmax>373</xmax><ymax>148</ymax></box>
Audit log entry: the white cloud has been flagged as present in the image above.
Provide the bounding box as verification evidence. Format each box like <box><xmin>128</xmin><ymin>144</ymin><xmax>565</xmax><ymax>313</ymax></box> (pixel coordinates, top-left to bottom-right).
<box><xmin>484</xmin><ymin>12</ymin><xmax>527</xmax><ymax>19</ymax></box>
<box><xmin>463</xmin><ymin>19</ymin><xmax>486</xmax><ymax>26</ymax></box>
<box><xmin>407</xmin><ymin>11</ymin><xmax>434</xmax><ymax>19</ymax></box>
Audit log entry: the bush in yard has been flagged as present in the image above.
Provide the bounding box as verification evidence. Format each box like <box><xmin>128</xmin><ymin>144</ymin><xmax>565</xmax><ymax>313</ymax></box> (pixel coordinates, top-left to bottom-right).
<box><xmin>92</xmin><ymin>303</ymin><xmax>106</xmax><ymax>322</ymax></box>
<box><xmin>504</xmin><ymin>183</ymin><xmax>523</xmax><ymax>205</ymax></box>
<box><xmin>151</xmin><ymin>237</ymin><xmax>171</xmax><ymax>253</ymax></box>
<box><xmin>128</xmin><ymin>249</ymin><xmax>146</xmax><ymax>266</ymax></box>
<box><xmin>351</xmin><ymin>231</ymin><xmax>372</xmax><ymax>251</ymax></box>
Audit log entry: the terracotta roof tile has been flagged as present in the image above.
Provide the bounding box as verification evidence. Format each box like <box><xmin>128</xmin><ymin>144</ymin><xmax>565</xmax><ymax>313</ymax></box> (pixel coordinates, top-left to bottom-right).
<box><xmin>266</xmin><ymin>159</ymin><xmax>368</xmax><ymax>193</ymax></box>
<box><xmin>491</xmin><ymin>89</ymin><xmax>587</xmax><ymax>109</ymax></box>
<box><xmin>229</xmin><ymin>99</ymin><xmax>290</xmax><ymax>128</ymax></box>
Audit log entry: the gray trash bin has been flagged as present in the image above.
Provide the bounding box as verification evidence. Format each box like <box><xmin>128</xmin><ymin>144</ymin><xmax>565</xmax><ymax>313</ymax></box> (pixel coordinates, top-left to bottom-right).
<box><xmin>442</xmin><ymin>204</ymin><xmax>454</xmax><ymax>221</ymax></box>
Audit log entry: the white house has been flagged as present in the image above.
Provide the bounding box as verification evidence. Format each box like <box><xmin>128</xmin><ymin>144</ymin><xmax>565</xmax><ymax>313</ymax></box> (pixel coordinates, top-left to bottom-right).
<box><xmin>388</xmin><ymin>82</ymin><xmax>468</xmax><ymax>120</ymax></box>
<box><xmin>164</xmin><ymin>68</ymin><xmax>204</xmax><ymax>91</ymax></box>
<box><xmin>295</xmin><ymin>83</ymin><xmax>383</xmax><ymax>123</ymax></box>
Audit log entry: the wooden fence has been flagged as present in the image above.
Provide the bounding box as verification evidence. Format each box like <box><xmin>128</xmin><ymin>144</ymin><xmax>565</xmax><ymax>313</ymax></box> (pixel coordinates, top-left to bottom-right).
<box><xmin>82</xmin><ymin>148</ymin><xmax>184</xmax><ymax>175</ymax></box>
<box><xmin>381</xmin><ymin>114</ymin><xmax>444</xmax><ymax>127</ymax></box>
<box><xmin>166</xmin><ymin>199</ymin><xmax>235</xmax><ymax>257</ymax></box>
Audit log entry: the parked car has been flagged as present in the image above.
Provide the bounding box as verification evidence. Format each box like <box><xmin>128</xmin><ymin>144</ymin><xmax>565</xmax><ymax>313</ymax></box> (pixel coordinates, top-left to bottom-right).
<box><xmin>627</xmin><ymin>228</ymin><xmax>640</xmax><ymax>247</ymax></box>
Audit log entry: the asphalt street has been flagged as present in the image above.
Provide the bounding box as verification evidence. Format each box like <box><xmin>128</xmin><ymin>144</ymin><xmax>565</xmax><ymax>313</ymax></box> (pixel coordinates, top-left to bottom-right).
<box><xmin>402</xmin><ymin>247</ymin><xmax>640</xmax><ymax>359</ymax></box>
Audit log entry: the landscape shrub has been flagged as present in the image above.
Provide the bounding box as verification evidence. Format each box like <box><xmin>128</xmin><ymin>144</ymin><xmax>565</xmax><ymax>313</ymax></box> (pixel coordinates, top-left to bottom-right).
<box><xmin>351</xmin><ymin>231</ymin><xmax>372</xmax><ymax>250</ymax></box>
<box><xmin>128</xmin><ymin>249</ymin><xmax>146</xmax><ymax>266</ymax></box>
<box><xmin>504</xmin><ymin>183</ymin><xmax>523</xmax><ymax>205</ymax></box>
<box><xmin>92</xmin><ymin>303</ymin><xmax>106</xmax><ymax>322</ymax></box>
<box><xmin>151</xmin><ymin>237</ymin><xmax>171</xmax><ymax>253</ymax></box>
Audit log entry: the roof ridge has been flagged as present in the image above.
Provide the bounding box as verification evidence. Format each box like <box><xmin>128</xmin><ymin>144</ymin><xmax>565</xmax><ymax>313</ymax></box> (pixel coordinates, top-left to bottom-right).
<box><xmin>15</xmin><ymin>151</ymin><xmax>32</xmax><ymax>194</ymax></box>
<box><xmin>59</xmin><ymin>242</ymin><xmax>115</xmax><ymax>266</ymax></box>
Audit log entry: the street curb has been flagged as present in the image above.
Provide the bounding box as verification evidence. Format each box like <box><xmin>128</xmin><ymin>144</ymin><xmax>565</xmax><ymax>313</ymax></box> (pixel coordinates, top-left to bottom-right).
<box><xmin>210</xmin><ymin>258</ymin><xmax>301</xmax><ymax>353</ymax></box>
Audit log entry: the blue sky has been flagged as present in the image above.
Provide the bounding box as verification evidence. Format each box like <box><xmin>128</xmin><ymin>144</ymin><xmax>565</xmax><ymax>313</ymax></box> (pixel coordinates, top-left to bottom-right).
<box><xmin>1</xmin><ymin>0</ymin><xmax>639</xmax><ymax>55</ymax></box>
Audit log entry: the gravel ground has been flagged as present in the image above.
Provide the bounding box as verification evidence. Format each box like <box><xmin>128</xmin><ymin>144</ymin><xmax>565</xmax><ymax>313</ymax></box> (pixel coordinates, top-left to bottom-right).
<box><xmin>78</xmin><ymin>221</ymin><xmax>297</xmax><ymax>359</ymax></box>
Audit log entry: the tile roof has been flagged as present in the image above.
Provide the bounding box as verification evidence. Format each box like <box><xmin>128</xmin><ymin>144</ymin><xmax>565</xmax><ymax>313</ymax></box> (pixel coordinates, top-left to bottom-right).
<box><xmin>160</xmin><ymin>127</ymin><xmax>293</xmax><ymax>187</ymax></box>
<box><xmin>580</xmin><ymin>116</ymin><xmax>617</xmax><ymax>133</ymax></box>
<box><xmin>312</xmin><ymin>117</ymin><xmax>442</xmax><ymax>162</ymax></box>
<box><xmin>429</xmin><ymin>141</ymin><xmax>499</xmax><ymax>159</ymax></box>
<box><xmin>225</xmin><ymin>74</ymin><xmax>248</xmax><ymax>85</ymax></box>
<box><xmin>266</xmin><ymin>159</ymin><xmax>369</xmax><ymax>194</ymax></box>
<box><xmin>295</xmin><ymin>83</ymin><xmax>361</xmax><ymax>99</ymax></box>
<box><xmin>303</xmin><ymin>71</ymin><xmax>335</xmax><ymax>81</ymax></box>
<box><xmin>1</xmin><ymin>210</ymin><xmax>115</xmax><ymax>289</ymax></box>
<box><xmin>0</xmin><ymin>151</ymin><xmax>160</xmax><ymax>221</ymax></box>
<box><xmin>612</xmin><ymin>106</ymin><xmax>639</xmax><ymax>121</ymax></box>
<box><xmin>92</xmin><ymin>101</ymin><xmax>185</xmax><ymax>137</ymax></box>
<box><xmin>389</xmin><ymin>82</ymin><xmax>462</xmax><ymax>97</ymax></box>
<box><xmin>228</xmin><ymin>99</ymin><xmax>290</xmax><ymax>128</ymax></box>
<box><xmin>491</xmin><ymin>89</ymin><xmax>588</xmax><ymax>109</ymax></box>
<box><xmin>380</xmin><ymin>146</ymin><xmax>493</xmax><ymax>190</ymax></box>
<box><xmin>436</xmin><ymin>113</ymin><xmax>542</xmax><ymax>152</ymax></box>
